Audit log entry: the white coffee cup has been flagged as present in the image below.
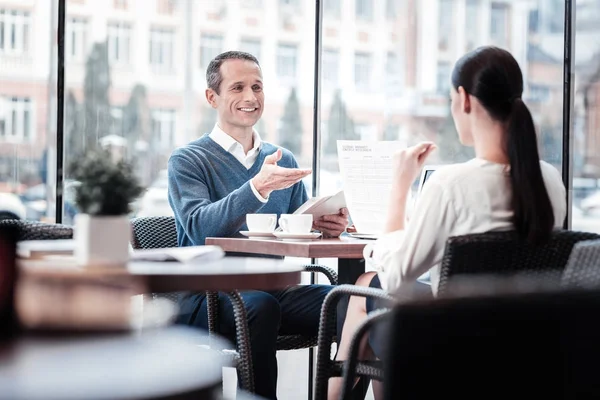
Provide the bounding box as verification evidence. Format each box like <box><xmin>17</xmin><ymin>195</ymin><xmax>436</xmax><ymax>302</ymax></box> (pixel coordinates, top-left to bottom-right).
<box><xmin>246</xmin><ymin>214</ymin><xmax>277</xmax><ymax>232</ymax></box>
<box><xmin>278</xmin><ymin>214</ymin><xmax>313</xmax><ymax>234</ymax></box>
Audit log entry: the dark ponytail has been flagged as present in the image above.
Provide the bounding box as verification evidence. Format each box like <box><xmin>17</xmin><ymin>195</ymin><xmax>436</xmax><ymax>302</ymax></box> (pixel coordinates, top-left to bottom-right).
<box><xmin>506</xmin><ymin>98</ymin><xmax>554</xmax><ymax>244</ymax></box>
<box><xmin>451</xmin><ymin>46</ymin><xmax>555</xmax><ymax>244</ymax></box>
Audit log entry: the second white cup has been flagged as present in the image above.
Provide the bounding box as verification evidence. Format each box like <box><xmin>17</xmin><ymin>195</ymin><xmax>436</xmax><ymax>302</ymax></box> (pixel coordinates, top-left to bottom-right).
<box><xmin>278</xmin><ymin>214</ymin><xmax>313</xmax><ymax>234</ymax></box>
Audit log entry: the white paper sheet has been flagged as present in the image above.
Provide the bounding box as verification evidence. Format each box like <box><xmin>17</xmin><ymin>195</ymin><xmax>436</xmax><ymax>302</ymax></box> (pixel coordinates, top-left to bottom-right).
<box><xmin>337</xmin><ymin>140</ymin><xmax>405</xmax><ymax>235</ymax></box>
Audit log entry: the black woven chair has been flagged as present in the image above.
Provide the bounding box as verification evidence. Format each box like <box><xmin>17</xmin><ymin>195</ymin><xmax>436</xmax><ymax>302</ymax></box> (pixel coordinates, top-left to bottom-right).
<box><xmin>561</xmin><ymin>239</ymin><xmax>600</xmax><ymax>289</ymax></box>
<box><xmin>130</xmin><ymin>216</ymin><xmax>338</xmax><ymax>393</ymax></box>
<box><xmin>315</xmin><ymin>229</ymin><xmax>600</xmax><ymax>400</ymax></box>
<box><xmin>383</xmin><ymin>289</ymin><xmax>600</xmax><ymax>399</ymax></box>
<box><xmin>438</xmin><ymin>229</ymin><xmax>600</xmax><ymax>296</ymax></box>
<box><xmin>0</xmin><ymin>219</ymin><xmax>73</xmax><ymax>241</ymax></box>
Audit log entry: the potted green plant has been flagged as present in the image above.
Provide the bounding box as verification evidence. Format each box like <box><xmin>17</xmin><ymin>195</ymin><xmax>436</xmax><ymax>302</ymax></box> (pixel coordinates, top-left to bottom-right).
<box><xmin>69</xmin><ymin>149</ymin><xmax>144</xmax><ymax>267</ymax></box>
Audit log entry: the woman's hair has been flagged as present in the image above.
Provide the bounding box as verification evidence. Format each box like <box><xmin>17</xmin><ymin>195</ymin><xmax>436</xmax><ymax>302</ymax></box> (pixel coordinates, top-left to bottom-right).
<box><xmin>451</xmin><ymin>46</ymin><xmax>555</xmax><ymax>244</ymax></box>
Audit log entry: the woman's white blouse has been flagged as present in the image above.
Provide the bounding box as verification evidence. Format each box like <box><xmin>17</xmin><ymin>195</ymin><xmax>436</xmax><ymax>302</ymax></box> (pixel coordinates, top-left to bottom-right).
<box><xmin>364</xmin><ymin>158</ymin><xmax>567</xmax><ymax>296</ymax></box>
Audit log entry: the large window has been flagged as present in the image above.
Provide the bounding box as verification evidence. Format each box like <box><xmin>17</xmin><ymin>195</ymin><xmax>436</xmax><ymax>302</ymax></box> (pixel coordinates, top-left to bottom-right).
<box><xmin>149</xmin><ymin>28</ymin><xmax>175</xmax><ymax>73</ymax></box>
<box><xmin>572</xmin><ymin>0</ymin><xmax>600</xmax><ymax>233</ymax></box>
<box><xmin>107</xmin><ymin>22</ymin><xmax>132</xmax><ymax>64</ymax></box>
<box><xmin>322</xmin><ymin>0</ymin><xmax>566</xmax><ymax>228</ymax></box>
<box><xmin>0</xmin><ymin>9</ymin><xmax>30</xmax><ymax>56</ymax></box>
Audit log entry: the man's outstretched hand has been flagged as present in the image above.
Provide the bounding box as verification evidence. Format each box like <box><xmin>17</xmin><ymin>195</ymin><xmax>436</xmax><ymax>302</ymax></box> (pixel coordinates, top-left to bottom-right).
<box><xmin>252</xmin><ymin>149</ymin><xmax>312</xmax><ymax>198</ymax></box>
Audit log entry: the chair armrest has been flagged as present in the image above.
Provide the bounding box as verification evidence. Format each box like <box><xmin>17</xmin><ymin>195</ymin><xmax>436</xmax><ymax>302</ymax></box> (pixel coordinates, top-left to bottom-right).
<box><xmin>303</xmin><ymin>264</ymin><xmax>338</xmax><ymax>285</ymax></box>
<box><xmin>315</xmin><ymin>285</ymin><xmax>394</xmax><ymax>400</ymax></box>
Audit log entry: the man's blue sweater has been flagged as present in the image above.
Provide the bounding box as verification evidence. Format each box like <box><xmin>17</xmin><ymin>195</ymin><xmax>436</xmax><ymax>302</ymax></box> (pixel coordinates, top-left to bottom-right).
<box><xmin>167</xmin><ymin>134</ymin><xmax>309</xmax><ymax>246</ymax></box>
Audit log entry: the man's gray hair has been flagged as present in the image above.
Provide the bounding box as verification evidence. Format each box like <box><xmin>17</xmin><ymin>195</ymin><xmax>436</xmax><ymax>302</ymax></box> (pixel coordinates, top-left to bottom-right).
<box><xmin>206</xmin><ymin>51</ymin><xmax>260</xmax><ymax>94</ymax></box>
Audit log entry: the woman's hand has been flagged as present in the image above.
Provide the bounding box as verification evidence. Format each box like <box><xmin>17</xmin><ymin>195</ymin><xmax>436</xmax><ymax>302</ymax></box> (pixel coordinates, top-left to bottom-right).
<box><xmin>392</xmin><ymin>142</ymin><xmax>437</xmax><ymax>192</ymax></box>
<box><xmin>385</xmin><ymin>142</ymin><xmax>437</xmax><ymax>233</ymax></box>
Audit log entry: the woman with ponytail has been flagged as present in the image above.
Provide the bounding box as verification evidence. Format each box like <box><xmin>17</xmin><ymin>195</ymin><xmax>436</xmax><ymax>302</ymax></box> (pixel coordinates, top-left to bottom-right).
<box><xmin>328</xmin><ymin>46</ymin><xmax>566</xmax><ymax>400</ymax></box>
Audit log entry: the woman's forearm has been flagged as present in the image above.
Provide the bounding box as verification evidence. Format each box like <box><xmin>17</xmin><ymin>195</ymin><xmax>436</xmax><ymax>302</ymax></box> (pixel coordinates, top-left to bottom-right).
<box><xmin>384</xmin><ymin>185</ymin><xmax>410</xmax><ymax>233</ymax></box>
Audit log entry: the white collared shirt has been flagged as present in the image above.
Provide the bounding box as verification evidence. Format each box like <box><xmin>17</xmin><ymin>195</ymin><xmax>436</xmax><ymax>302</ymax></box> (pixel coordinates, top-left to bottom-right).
<box><xmin>209</xmin><ymin>124</ymin><xmax>268</xmax><ymax>203</ymax></box>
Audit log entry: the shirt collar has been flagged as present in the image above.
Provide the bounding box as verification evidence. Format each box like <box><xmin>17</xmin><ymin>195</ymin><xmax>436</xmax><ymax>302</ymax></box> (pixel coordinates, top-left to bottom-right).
<box><xmin>210</xmin><ymin>124</ymin><xmax>262</xmax><ymax>154</ymax></box>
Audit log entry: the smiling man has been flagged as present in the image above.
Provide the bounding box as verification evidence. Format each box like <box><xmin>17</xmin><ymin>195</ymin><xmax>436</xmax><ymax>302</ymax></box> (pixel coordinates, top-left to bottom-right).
<box><xmin>167</xmin><ymin>51</ymin><xmax>348</xmax><ymax>399</ymax></box>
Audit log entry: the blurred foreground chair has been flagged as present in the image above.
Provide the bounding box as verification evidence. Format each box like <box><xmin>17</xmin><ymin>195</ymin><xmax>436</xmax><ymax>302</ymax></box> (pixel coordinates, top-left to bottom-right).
<box><xmin>561</xmin><ymin>239</ymin><xmax>600</xmax><ymax>289</ymax></box>
<box><xmin>437</xmin><ymin>229</ymin><xmax>600</xmax><ymax>296</ymax></box>
<box><xmin>0</xmin><ymin>219</ymin><xmax>73</xmax><ymax>241</ymax></box>
<box><xmin>383</xmin><ymin>288</ymin><xmax>600</xmax><ymax>399</ymax></box>
<box><xmin>315</xmin><ymin>229</ymin><xmax>600</xmax><ymax>400</ymax></box>
<box><xmin>130</xmin><ymin>216</ymin><xmax>338</xmax><ymax>394</ymax></box>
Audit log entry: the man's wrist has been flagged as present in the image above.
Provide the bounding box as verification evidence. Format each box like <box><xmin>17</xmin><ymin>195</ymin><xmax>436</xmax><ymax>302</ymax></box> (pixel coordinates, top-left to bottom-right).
<box><xmin>251</xmin><ymin>177</ymin><xmax>271</xmax><ymax>199</ymax></box>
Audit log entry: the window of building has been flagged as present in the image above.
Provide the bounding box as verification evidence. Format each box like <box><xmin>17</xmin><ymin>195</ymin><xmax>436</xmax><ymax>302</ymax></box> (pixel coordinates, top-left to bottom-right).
<box><xmin>157</xmin><ymin>0</ymin><xmax>176</xmax><ymax>14</ymax></box>
<box><xmin>465</xmin><ymin>0</ymin><xmax>479</xmax><ymax>51</ymax></box>
<box><xmin>324</xmin><ymin>0</ymin><xmax>341</xmax><ymax>18</ymax></box>
<box><xmin>242</xmin><ymin>0</ymin><xmax>262</xmax><ymax>8</ymax></box>
<box><xmin>386</xmin><ymin>0</ymin><xmax>398</xmax><ymax>19</ymax></box>
<box><xmin>386</xmin><ymin>52</ymin><xmax>403</xmax><ymax>96</ymax></box>
<box><xmin>280</xmin><ymin>0</ymin><xmax>299</xmax><ymax>7</ymax></box>
<box><xmin>436</xmin><ymin>62</ymin><xmax>451</xmax><ymax>95</ymax></box>
<box><xmin>438</xmin><ymin>0</ymin><xmax>453</xmax><ymax>51</ymax></box>
<box><xmin>149</xmin><ymin>27</ymin><xmax>174</xmax><ymax>72</ymax></box>
<box><xmin>490</xmin><ymin>3</ymin><xmax>508</xmax><ymax>47</ymax></box>
<box><xmin>0</xmin><ymin>9</ymin><xmax>30</xmax><ymax>56</ymax></box>
<box><xmin>152</xmin><ymin>109</ymin><xmax>176</xmax><ymax>150</ymax></box>
<box><xmin>200</xmin><ymin>34</ymin><xmax>223</xmax><ymax>70</ymax></box>
<box><xmin>0</xmin><ymin>97</ymin><xmax>33</xmax><ymax>143</ymax></box>
<box><xmin>356</xmin><ymin>0</ymin><xmax>373</xmax><ymax>21</ymax></box>
<box><xmin>527</xmin><ymin>84</ymin><xmax>552</xmax><ymax>103</ymax></box>
<box><xmin>66</xmin><ymin>17</ymin><xmax>88</xmax><ymax>62</ymax></box>
<box><xmin>240</xmin><ymin>38</ymin><xmax>261</xmax><ymax>60</ymax></box>
<box><xmin>114</xmin><ymin>0</ymin><xmax>128</xmax><ymax>10</ymax></box>
<box><xmin>322</xmin><ymin>49</ymin><xmax>339</xmax><ymax>87</ymax></box>
<box><xmin>354</xmin><ymin>52</ymin><xmax>371</xmax><ymax>90</ymax></box>
<box><xmin>276</xmin><ymin>43</ymin><xmax>298</xmax><ymax>81</ymax></box>
<box><xmin>107</xmin><ymin>22</ymin><xmax>132</xmax><ymax>64</ymax></box>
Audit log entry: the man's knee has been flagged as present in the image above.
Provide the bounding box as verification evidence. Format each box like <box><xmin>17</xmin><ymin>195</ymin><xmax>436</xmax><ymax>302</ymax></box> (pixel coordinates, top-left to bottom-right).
<box><xmin>243</xmin><ymin>291</ymin><xmax>282</xmax><ymax>334</ymax></box>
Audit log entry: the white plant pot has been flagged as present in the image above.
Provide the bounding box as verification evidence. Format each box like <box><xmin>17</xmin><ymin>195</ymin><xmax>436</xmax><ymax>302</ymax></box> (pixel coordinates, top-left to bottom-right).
<box><xmin>74</xmin><ymin>214</ymin><xmax>131</xmax><ymax>267</ymax></box>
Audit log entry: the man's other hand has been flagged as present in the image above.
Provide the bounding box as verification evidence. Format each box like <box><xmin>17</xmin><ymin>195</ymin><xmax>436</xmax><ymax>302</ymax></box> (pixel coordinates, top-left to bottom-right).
<box><xmin>313</xmin><ymin>207</ymin><xmax>349</xmax><ymax>238</ymax></box>
<box><xmin>252</xmin><ymin>149</ymin><xmax>312</xmax><ymax>198</ymax></box>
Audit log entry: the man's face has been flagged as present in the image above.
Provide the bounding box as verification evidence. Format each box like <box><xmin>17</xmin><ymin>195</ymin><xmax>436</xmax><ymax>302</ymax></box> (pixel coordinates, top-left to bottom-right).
<box><xmin>206</xmin><ymin>59</ymin><xmax>264</xmax><ymax>132</ymax></box>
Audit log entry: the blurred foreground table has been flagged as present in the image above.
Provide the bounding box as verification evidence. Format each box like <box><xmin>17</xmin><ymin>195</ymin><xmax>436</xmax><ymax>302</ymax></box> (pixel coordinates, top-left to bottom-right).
<box><xmin>0</xmin><ymin>326</ymin><xmax>230</xmax><ymax>400</ymax></box>
<box><xmin>17</xmin><ymin>256</ymin><xmax>303</xmax><ymax>292</ymax></box>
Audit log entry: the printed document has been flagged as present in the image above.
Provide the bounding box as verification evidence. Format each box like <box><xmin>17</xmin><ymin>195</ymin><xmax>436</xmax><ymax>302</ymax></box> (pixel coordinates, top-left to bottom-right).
<box><xmin>337</xmin><ymin>140</ymin><xmax>405</xmax><ymax>235</ymax></box>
